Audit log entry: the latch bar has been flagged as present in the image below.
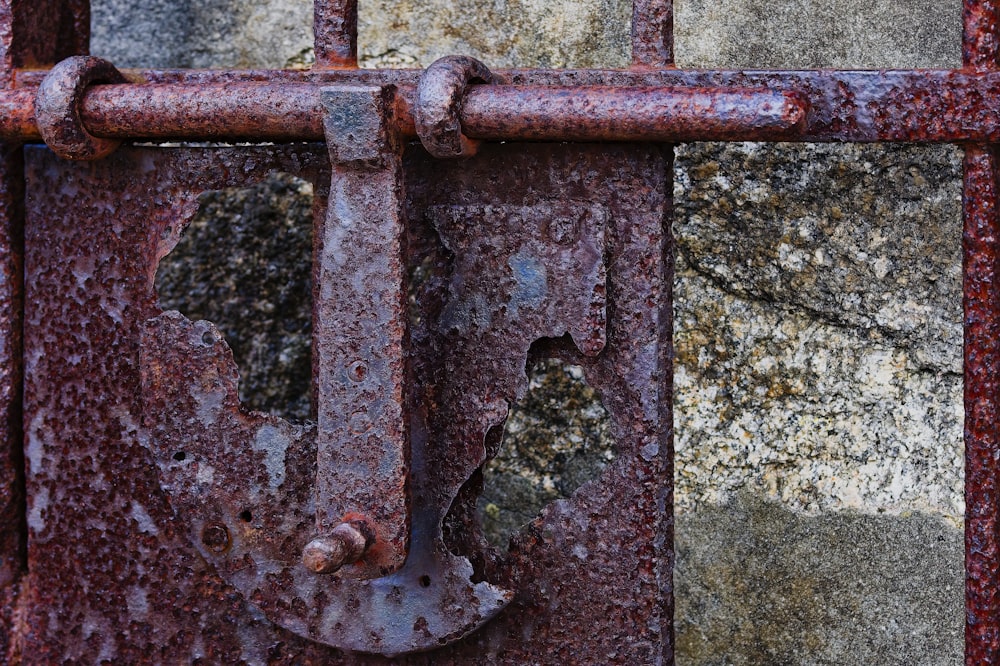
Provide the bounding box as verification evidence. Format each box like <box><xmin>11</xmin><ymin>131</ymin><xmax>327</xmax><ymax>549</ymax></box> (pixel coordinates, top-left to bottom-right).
<box><xmin>8</xmin><ymin>65</ymin><xmax>1000</xmax><ymax>149</ymax></box>
<box><xmin>307</xmin><ymin>84</ymin><xmax>410</xmax><ymax>577</ymax></box>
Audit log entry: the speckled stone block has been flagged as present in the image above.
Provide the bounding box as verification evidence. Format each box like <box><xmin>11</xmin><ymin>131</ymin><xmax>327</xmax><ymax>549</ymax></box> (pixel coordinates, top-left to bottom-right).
<box><xmin>674</xmin><ymin>0</ymin><xmax>960</xmax><ymax>70</ymax></box>
<box><xmin>358</xmin><ymin>0</ymin><xmax>631</xmax><ymax>69</ymax></box>
<box><xmin>670</xmin><ymin>2</ymin><xmax>965</xmax><ymax>663</ymax></box>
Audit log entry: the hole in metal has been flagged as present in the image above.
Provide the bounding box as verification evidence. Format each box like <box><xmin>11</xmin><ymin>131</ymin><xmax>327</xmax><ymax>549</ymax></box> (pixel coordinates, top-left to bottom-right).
<box><xmin>477</xmin><ymin>358</ymin><xmax>616</xmax><ymax>548</ymax></box>
<box><xmin>172</xmin><ymin>451</ymin><xmax>186</xmax><ymax>462</ymax></box>
<box><xmin>239</xmin><ymin>509</ymin><xmax>253</xmax><ymax>523</ymax></box>
<box><xmin>155</xmin><ymin>172</ymin><xmax>314</xmax><ymax>423</ymax></box>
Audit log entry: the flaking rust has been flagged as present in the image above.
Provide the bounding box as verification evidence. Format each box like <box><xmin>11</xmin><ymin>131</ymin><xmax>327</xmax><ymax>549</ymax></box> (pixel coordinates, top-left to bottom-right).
<box><xmin>22</xmin><ymin>135</ymin><xmax>673</xmax><ymax>661</ymax></box>
<box><xmin>8</xmin><ymin>0</ymin><xmax>1000</xmax><ymax>659</ymax></box>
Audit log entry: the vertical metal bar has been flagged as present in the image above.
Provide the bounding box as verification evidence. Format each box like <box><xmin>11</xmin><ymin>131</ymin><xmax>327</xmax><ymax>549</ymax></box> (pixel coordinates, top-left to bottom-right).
<box><xmin>313</xmin><ymin>0</ymin><xmax>358</xmax><ymax>68</ymax></box>
<box><xmin>314</xmin><ymin>85</ymin><xmax>409</xmax><ymax>576</ymax></box>
<box><xmin>965</xmin><ymin>145</ymin><xmax>1000</xmax><ymax>664</ymax></box>
<box><xmin>0</xmin><ymin>1</ymin><xmax>87</xmax><ymax>659</ymax></box>
<box><xmin>965</xmin><ymin>2</ymin><xmax>1000</xmax><ymax>663</ymax></box>
<box><xmin>631</xmin><ymin>0</ymin><xmax>675</xmax><ymax>662</ymax></box>
<box><xmin>964</xmin><ymin>0</ymin><xmax>1000</xmax><ymax>70</ymax></box>
<box><xmin>631</xmin><ymin>0</ymin><xmax>673</xmax><ymax>68</ymax></box>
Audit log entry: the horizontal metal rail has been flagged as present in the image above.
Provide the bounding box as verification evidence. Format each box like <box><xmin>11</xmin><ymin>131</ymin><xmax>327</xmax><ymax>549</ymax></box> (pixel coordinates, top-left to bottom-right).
<box><xmin>2</xmin><ymin>82</ymin><xmax>807</xmax><ymax>143</ymax></box>
<box><xmin>3</xmin><ymin>67</ymin><xmax>1000</xmax><ymax>144</ymax></box>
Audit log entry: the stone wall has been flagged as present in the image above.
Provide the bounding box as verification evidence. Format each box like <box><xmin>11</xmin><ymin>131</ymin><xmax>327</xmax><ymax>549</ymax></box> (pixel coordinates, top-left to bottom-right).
<box><xmin>91</xmin><ymin>1</ymin><xmax>966</xmax><ymax>663</ymax></box>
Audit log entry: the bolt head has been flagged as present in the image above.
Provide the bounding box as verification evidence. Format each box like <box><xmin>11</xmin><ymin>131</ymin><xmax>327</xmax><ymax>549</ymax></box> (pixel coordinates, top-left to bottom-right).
<box><xmin>201</xmin><ymin>523</ymin><xmax>231</xmax><ymax>553</ymax></box>
<box><xmin>302</xmin><ymin>522</ymin><xmax>370</xmax><ymax>574</ymax></box>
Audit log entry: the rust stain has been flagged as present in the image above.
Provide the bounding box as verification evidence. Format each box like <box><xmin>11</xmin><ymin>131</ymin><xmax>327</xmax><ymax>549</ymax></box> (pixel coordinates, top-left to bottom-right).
<box><xmin>22</xmin><ymin>139</ymin><xmax>673</xmax><ymax>661</ymax></box>
<box><xmin>8</xmin><ymin>0</ymin><xmax>994</xmax><ymax>660</ymax></box>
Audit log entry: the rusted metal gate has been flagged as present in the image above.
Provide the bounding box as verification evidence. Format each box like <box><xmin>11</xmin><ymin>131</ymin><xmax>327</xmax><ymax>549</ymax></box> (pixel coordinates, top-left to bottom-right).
<box><xmin>0</xmin><ymin>0</ymin><xmax>995</xmax><ymax>663</ymax></box>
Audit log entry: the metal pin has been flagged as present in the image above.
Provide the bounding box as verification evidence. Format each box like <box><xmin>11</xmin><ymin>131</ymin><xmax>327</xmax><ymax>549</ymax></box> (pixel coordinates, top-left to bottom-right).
<box><xmin>302</xmin><ymin>521</ymin><xmax>371</xmax><ymax>574</ymax></box>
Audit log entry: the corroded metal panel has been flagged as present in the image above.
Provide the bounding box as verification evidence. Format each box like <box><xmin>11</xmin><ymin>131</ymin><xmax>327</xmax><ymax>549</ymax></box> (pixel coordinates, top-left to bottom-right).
<box><xmin>22</xmin><ymin>146</ymin><xmax>330</xmax><ymax>663</ymax></box>
<box><xmin>0</xmin><ymin>143</ymin><xmax>23</xmax><ymax>663</ymax></box>
<box><xmin>22</xmin><ymin>141</ymin><xmax>672</xmax><ymax>662</ymax></box>
<box><xmin>0</xmin><ymin>1</ymin><xmax>90</xmax><ymax>660</ymax></box>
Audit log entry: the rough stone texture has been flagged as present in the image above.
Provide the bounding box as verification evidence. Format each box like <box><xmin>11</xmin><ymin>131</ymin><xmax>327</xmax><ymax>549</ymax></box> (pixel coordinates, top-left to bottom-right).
<box><xmin>358</xmin><ymin>0</ymin><xmax>631</xmax><ymax>69</ymax></box>
<box><xmin>88</xmin><ymin>1</ymin><xmax>969</xmax><ymax>664</ymax></box>
<box><xmin>91</xmin><ymin>0</ymin><xmax>314</xmax><ymax>69</ymax></box>
<box><xmin>674</xmin><ymin>0</ymin><xmax>961</xmax><ymax>70</ymax></box>
<box><xmin>673</xmin><ymin>142</ymin><xmax>964</xmax><ymax>519</ymax></box>
<box><xmin>675</xmin><ymin>493</ymin><xmax>963</xmax><ymax>665</ymax></box>
<box><xmin>155</xmin><ymin>173</ymin><xmax>314</xmax><ymax>422</ymax></box>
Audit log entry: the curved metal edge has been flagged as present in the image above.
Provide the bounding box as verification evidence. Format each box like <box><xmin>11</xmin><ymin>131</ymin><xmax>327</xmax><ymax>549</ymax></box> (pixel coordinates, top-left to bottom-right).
<box><xmin>139</xmin><ymin>312</ymin><xmax>513</xmax><ymax>656</ymax></box>
<box><xmin>36</xmin><ymin>56</ymin><xmax>127</xmax><ymax>160</ymax></box>
<box><xmin>415</xmin><ymin>55</ymin><xmax>498</xmax><ymax>159</ymax></box>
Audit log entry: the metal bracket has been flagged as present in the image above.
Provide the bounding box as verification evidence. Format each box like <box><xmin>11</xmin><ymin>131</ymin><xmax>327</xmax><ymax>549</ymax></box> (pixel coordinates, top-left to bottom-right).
<box><xmin>139</xmin><ymin>84</ymin><xmax>518</xmax><ymax>655</ymax></box>
<box><xmin>123</xmin><ymin>63</ymin><xmax>674</xmax><ymax>655</ymax></box>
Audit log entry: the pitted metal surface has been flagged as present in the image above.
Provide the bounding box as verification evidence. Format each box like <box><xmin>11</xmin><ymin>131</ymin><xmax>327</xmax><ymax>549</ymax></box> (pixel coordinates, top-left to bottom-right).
<box><xmin>23</xmin><ymin>146</ymin><xmax>332</xmax><ymax>663</ymax></box>
<box><xmin>141</xmin><ymin>312</ymin><xmax>511</xmax><ymax>656</ymax></box>
<box><xmin>23</xmin><ymin>140</ymin><xmax>672</xmax><ymax>661</ymax></box>
<box><xmin>427</xmin><ymin>202</ymin><xmax>607</xmax><ymax>357</ymax></box>
<box><xmin>138</xmin><ymin>131</ymin><xmax>655</xmax><ymax>655</ymax></box>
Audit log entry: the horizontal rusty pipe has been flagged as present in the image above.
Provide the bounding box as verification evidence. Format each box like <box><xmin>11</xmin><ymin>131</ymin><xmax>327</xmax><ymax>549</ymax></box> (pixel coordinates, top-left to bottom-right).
<box><xmin>0</xmin><ymin>90</ymin><xmax>39</xmax><ymax>139</ymax></box>
<box><xmin>79</xmin><ymin>83</ymin><xmax>804</xmax><ymax>144</ymax></box>
<box><xmin>461</xmin><ymin>86</ymin><xmax>806</xmax><ymax>142</ymax></box>
<box><xmin>6</xmin><ymin>70</ymin><xmax>1000</xmax><ymax>145</ymax></box>
<box><xmin>83</xmin><ymin>83</ymin><xmax>327</xmax><ymax>141</ymax></box>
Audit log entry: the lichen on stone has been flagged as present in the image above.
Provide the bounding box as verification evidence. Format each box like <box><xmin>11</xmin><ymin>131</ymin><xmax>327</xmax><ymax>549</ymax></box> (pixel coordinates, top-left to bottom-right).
<box><xmin>477</xmin><ymin>358</ymin><xmax>616</xmax><ymax>547</ymax></box>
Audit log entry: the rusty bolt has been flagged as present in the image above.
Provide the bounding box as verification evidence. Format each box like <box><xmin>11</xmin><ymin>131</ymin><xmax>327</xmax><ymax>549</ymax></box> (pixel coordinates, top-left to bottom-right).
<box><xmin>201</xmin><ymin>522</ymin><xmax>231</xmax><ymax>554</ymax></box>
<box><xmin>348</xmin><ymin>360</ymin><xmax>368</xmax><ymax>382</ymax></box>
<box><xmin>302</xmin><ymin>521</ymin><xmax>371</xmax><ymax>574</ymax></box>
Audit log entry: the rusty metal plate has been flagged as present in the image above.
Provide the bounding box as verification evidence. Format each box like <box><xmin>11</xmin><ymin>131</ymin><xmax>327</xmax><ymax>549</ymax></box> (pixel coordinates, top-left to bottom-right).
<box><xmin>0</xmin><ymin>145</ymin><xmax>23</xmax><ymax>661</ymax></box>
<box><xmin>21</xmin><ymin>145</ymin><xmax>334</xmax><ymax>663</ymax></box>
<box><xmin>400</xmin><ymin>143</ymin><xmax>673</xmax><ymax>663</ymax></box>
<box><xmin>428</xmin><ymin>201</ymin><xmax>607</xmax><ymax>356</ymax></box>
<box><xmin>22</xmin><ymin>140</ymin><xmax>672</xmax><ymax>662</ymax></box>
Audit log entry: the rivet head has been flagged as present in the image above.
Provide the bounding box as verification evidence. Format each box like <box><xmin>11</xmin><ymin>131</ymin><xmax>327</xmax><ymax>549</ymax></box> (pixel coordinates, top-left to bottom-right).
<box><xmin>348</xmin><ymin>361</ymin><xmax>368</xmax><ymax>382</ymax></box>
<box><xmin>201</xmin><ymin>522</ymin><xmax>231</xmax><ymax>553</ymax></box>
<box><xmin>302</xmin><ymin>521</ymin><xmax>372</xmax><ymax>574</ymax></box>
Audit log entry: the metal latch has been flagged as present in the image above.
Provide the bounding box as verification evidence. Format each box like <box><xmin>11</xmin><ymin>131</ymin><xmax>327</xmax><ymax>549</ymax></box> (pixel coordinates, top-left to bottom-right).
<box><xmin>13</xmin><ymin>0</ymin><xmax>1000</xmax><ymax>660</ymax></box>
<box><xmin>19</xmin><ymin>54</ymin><xmax>798</xmax><ymax>655</ymax></box>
